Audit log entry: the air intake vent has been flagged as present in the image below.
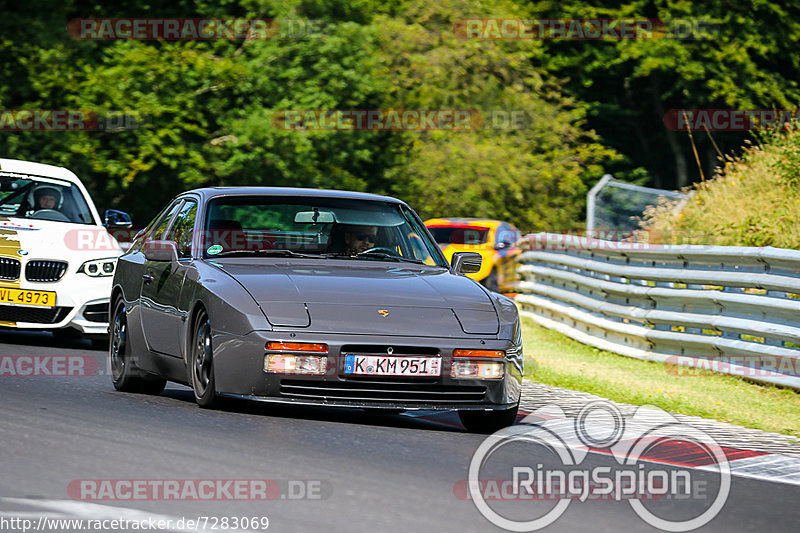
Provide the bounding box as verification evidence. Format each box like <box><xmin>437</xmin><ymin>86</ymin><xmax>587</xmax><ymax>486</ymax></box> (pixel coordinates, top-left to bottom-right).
<box><xmin>83</xmin><ymin>303</ymin><xmax>109</xmax><ymax>323</ymax></box>
<box><xmin>0</xmin><ymin>257</ymin><xmax>21</xmax><ymax>281</ymax></box>
<box><xmin>25</xmin><ymin>260</ymin><xmax>68</xmax><ymax>282</ymax></box>
<box><xmin>0</xmin><ymin>305</ymin><xmax>71</xmax><ymax>324</ymax></box>
<box><xmin>280</xmin><ymin>379</ymin><xmax>486</xmax><ymax>404</ymax></box>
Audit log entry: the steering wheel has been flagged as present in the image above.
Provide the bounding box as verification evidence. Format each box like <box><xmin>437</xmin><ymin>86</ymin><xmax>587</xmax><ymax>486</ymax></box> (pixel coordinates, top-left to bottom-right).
<box><xmin>357</xmin><ymin>247</ymin><xmax>399</xmax><ymax>256</ymax></box>
<box><xmin>30</xmin><ymin>209</ymin><xmax>71</xmax><ymax>222</ymax></box>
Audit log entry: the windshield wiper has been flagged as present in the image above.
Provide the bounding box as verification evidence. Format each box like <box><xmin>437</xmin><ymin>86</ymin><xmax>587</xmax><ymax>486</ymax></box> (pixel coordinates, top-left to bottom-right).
<box><xmin>354</xmin><ymin>251</ymin><xmax>425</xmax><ymax>264</ymax></box>
<box><xmin>211</xmin><ymin>249</ymin><xmax>322</xmax><ymax>258</ymax></box>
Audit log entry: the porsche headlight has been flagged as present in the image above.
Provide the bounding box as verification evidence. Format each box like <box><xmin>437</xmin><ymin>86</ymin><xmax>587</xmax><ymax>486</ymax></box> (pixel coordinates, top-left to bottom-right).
<box><xmin>78</xmin><ymin>257</ymin><xmax>117</xmax><ymax>277</ymax></box>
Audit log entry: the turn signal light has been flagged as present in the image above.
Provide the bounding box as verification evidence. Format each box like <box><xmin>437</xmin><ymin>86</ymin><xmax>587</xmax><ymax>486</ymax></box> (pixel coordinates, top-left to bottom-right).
<box><xmin>266</xmin><ymin>342</ymin><xmax>328</xmax><ymax>352</ymax></box>
<box><xmin>453</xmin><ymin>349</ymin><xmax>505</xmax><ymax>358</ymax></box>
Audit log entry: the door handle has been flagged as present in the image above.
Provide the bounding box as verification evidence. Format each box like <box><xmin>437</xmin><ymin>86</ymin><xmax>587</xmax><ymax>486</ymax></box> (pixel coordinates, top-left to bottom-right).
<box><xmin>142</xmin><ymin>273</ymin><xmax>154</xmax><ymax>284</ymax></box>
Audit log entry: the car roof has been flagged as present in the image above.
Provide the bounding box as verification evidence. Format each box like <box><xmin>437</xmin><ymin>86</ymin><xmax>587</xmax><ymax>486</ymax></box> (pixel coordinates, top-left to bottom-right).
<box><xmin>0</xmin><ymin>158</ymin><xmax>81</xmax><ymax>184</ymax></box>
<box><xmin>181</xmin><ymin>186</ymin><xmax>406</xmax><ymax>204</ymax></box>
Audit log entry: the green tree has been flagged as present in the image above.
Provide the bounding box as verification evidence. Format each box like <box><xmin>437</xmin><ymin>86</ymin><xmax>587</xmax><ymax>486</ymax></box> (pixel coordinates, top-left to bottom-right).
<box><xmin>529</xmin><ymin>0</ymin><xmax>800</xmax><ymax>188</ymax></box>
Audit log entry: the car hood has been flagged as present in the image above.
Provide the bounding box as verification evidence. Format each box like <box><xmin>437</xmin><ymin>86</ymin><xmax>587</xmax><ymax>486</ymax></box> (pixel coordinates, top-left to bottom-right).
<box><xmin>0</xmin><ymin>217</ymin><xmax>121</xmax><ymax>263</ymax></box>
<box><xmin>210</xmin><ymin>259</ymin><xmax>500</xmax><ymax>336</ymax></box>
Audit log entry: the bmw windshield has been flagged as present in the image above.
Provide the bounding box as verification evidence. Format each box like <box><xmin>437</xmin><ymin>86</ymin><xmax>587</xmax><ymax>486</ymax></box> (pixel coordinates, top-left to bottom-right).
<box><xmin>0</xmin><ymin>173</ymin><xmax>95</xmax><ymax>224</ymax></box>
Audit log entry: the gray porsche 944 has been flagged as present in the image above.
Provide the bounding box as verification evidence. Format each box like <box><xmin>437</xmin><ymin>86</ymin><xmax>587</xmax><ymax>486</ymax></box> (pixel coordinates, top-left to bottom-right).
<box><xmin>110</xmin><ymin>187</ymin><xmax>523</xmax><ymax>432</ymax></box>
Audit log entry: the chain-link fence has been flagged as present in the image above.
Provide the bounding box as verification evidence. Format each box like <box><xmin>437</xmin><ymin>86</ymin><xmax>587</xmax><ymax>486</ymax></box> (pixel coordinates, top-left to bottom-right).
<box><xmin>587</xmin><ymin>174</ymin><xmax>687</xmax><ymax>236</ymax></box>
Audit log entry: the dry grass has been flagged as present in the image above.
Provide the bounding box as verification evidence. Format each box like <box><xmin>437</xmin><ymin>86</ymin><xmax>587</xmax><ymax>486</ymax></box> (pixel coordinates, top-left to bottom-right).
<box><xmin>643</xmin><ymin>128</ymin><xmax>800</xmax><ymax>248</ymax></box>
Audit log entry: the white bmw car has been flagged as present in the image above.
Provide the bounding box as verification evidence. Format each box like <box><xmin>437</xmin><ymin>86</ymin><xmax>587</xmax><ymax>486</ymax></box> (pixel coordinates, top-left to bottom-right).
<box><xmin>0</xmin><ymin>158</ymin><xmax>132</xmax><ymax>338</ymax></box>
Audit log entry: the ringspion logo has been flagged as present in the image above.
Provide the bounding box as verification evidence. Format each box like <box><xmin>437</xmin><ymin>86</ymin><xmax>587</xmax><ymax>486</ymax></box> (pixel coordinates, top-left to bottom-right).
<box><xmin>465</xmin><ymin>402</ymin><xmax>730</xmax><ymax>531</ymax></box>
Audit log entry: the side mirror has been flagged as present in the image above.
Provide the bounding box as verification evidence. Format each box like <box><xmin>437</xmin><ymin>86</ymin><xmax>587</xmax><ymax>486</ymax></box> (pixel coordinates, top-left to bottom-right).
<box><xmin>105</xmin><ymin>209</ymin><xmax>133</xmax><ymax>229</ymax></box>
<box><xmin>451</xmin><ymin>252</ymin><xmax>482</xmax><ymax>274</ymax></box>
<box><xmin>495</xmin><ymin>241</ymin><xmax>513</xmax><ymax>250</ymax></box>
<box><xmin>143</xmin><ymin>240</ymin><xmax>178</xmax><ymax>262</ymax></box>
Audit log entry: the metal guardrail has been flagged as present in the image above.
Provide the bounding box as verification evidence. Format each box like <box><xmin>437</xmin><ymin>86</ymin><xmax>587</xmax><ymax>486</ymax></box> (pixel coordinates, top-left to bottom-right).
<box><xmin>514</xmin><ymin>233</ymin><xmax>800</xmax><ymax>390</ymax></box>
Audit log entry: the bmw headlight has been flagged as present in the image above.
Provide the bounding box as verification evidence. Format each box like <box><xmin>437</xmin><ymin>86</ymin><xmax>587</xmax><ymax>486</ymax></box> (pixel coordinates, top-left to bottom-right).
<box><xmin>78</xmin><ymin>257</ymin><xmax>117</xmax><ymax>277</ymax></box>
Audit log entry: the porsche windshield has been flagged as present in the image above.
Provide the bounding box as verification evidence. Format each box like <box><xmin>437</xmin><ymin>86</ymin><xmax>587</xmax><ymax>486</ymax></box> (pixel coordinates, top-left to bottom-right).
<box><xmin>0</xmin><ymin>173</ymin><xmax>94</xmax><ymax>224</ymax></box>
<box><xmin>203</xmin><ymin>196</ymin><xmax>446</xmax><ymax>266</ymax></box>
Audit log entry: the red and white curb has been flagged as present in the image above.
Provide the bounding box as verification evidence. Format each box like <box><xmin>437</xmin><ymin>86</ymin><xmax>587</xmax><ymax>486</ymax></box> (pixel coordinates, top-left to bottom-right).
<box><xmin>404</xmin><ymin>409</ymin><xmax>800</xmax><ymax>487</ymax></box>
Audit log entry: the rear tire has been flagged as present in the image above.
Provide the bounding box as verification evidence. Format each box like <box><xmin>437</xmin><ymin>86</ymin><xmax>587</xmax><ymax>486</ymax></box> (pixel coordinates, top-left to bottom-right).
<box><xmin>110</xmin><ymin>298</ymin><xmax>166</xmax><ymax>395</ymax></box>
<box><xmin>458</xmin><ymin>404</ymin><xmax>519</xmax><ymax>433</ymax></box>
<box><xmin>190</xmin><ymin>309</ymin><xmax>217</xmax><ymax>408</ymax></box>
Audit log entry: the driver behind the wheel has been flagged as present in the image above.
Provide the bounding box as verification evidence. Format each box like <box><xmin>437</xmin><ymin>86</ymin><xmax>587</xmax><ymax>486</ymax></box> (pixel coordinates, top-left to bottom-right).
<box><xmin>33</xmin><ymin>186</ymin><xmax>61</xmax><ymax>212</ymax></box>
<box><xmin>343</xmin><ymin>225</ymin><xmax>378</xmax><ymax>256</ymax></box>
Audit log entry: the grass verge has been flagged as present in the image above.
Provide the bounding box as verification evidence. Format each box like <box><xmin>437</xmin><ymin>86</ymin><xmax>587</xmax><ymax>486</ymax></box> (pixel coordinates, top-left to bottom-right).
<box><xmin>520</xmin><ymin>316</ymin><xmax>800</xmax><ymax>437</ymax></box>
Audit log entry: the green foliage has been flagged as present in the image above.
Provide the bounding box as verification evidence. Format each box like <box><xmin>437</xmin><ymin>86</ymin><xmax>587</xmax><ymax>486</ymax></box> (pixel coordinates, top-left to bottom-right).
<box><xmin>0</xmin><ymin>0</ymin><xmax>798</xmax><ymax>231</ymax></box>
<box><xmin>528</xmin><ymin>0</ymin><xmax>800</xmax><ymax>188</ymax></box>
<box><xmin>375</xmin><ymin>0</ymin><xmax>618</xmax><ymax>228</ymax></box>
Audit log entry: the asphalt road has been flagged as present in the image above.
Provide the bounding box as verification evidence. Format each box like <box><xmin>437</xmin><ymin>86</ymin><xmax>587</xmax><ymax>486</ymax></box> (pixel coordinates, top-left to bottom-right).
<box><xmin>1</xmin><ymin>330</ymin><xmax>798</xmax><ymax>533</ymax></box>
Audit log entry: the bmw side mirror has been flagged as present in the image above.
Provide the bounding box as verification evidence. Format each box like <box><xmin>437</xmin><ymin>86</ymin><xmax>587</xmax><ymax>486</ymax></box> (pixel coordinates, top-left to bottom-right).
<box><xmin>105</xmin><ymin>209</ymin><xmax>133</xmax><ymax>229</ymax></box>
<box><xmin>451</xmin><ymin>252</ymin><xmax>482</xmax><ymax>274</ymax></box>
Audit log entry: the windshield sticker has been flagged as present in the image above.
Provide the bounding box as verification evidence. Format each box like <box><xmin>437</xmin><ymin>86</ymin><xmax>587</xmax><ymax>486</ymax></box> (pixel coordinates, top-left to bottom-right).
<box><xmin>207</xmin><ymin>244</ymin><xmax>223</xmax><ymax>255</ymax></box>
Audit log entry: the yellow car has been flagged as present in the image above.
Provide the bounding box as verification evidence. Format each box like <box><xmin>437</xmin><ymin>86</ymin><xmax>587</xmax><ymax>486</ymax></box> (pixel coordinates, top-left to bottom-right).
<box><xmin>424</xmin><ymin>218</ymin><xmax>521</xmax><ymax>292</ymax></box>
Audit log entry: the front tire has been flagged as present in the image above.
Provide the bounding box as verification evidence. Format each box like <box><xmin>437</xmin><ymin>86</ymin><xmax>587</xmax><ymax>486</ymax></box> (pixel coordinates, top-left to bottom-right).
<box><xmin>458</xmin><ymin>404</ymin><xmax>519</xmax><ymax>433</ymax></box>
<box><xmin>110</xmin><ymin>298</ymin><xmax>166</xmax><ymax>395</ymax></box>
<box><xmin>190</xmin><ymin>309</ymin><xmax>217</xmax><ymax>408</ymax></box>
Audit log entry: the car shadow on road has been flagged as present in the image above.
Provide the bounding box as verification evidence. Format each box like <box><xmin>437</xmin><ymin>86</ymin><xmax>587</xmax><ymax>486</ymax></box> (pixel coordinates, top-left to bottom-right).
<box><xmin>0</xmin><ymin>329</ymin><xmax>105</xmax><ymax>351</ymax></box>
<box><xmin>159</xmin><ymin>386</ymin><xmax>467</xmax><ymax>433</ymax></box>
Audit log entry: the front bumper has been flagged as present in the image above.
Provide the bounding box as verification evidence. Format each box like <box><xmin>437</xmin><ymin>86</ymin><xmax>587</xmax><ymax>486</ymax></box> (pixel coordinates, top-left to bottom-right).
<box><xmin>219</xmin><ymin>392</ymin><xmax>519</xmax><ymax>412</ymax></box>
<box><xmin>209</xmin><ymin>330</ymin><xmax>523</xmax><ymax>410</ymax></box>
<box><xmin>0</xmin><ymin>274</ymin><xmax>112</xmax><ymax>335</ymax></box>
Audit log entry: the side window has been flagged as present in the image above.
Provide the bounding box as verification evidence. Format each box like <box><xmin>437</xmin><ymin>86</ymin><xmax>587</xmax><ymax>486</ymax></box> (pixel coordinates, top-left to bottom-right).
<box><xmin>495</xmin><ymin>225</ymin><xmax>518</xmax><ymax>248</ymax></box>
<box><xmin>166</xmin><ymin>200</ymin><xmax>197</xmax><ymax>259</ymax></box>
<box><xmin>149</xmin><ymin>200</ymin><xmax>182</xmax><ymax>241</ymax></box>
